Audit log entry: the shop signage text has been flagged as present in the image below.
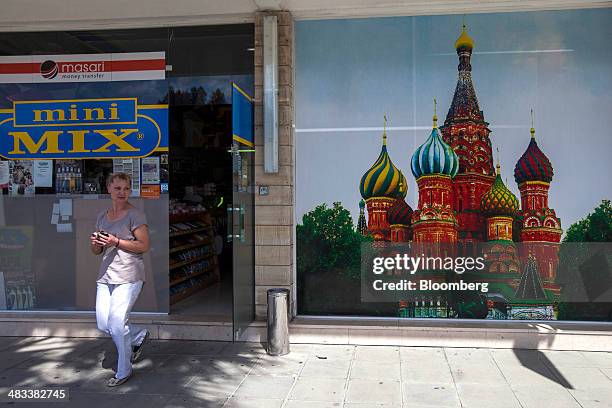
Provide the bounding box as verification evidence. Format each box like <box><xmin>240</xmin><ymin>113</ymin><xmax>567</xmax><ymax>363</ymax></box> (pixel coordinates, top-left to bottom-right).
<box><xmin>0</xmin><ymin>98</ymin><xmax>168</xmax><ymax>159</ymax></box>
<box><xmin>0</xmin><ymin>52</ymin><xmax>165</xmax><ymax>83</ymax></box>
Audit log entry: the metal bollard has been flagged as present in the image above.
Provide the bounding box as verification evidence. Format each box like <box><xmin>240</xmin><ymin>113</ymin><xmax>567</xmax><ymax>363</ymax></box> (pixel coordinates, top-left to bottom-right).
<box><xmin>267</xmin><ymin>288</ymin><xmax>290</xmax><ymax>356</ymax></box>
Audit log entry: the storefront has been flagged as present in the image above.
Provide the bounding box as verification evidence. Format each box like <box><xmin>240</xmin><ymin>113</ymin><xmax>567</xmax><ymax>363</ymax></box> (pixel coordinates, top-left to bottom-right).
<box><xmin>1</xmin><ymin>1</ymin><xmax>611</xmax><ymax>348</ymax></box>
<box><xmin>0</xmin><ymin>25</ymin><xmax>256</xmax><ymax>340</ymax></box>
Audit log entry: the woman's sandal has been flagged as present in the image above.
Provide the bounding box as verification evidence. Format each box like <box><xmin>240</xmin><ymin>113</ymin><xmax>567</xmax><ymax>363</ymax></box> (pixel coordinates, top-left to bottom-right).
<box><xmin>106</xmin><ymin>370</ymin><xmax>133</xmax><ymax>387</ymax></box>
<box><xmin>131</xmin><ymin>330</ymin><xmax>150</xmax><ymax>363</ymax></box>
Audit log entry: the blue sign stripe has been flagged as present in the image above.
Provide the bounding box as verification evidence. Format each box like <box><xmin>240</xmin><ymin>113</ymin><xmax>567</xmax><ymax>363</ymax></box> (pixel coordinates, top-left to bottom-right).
<box><xmin>232</xmin><ymin>83</ymin><xmax>254</xmax><ymax>146</ymax></box>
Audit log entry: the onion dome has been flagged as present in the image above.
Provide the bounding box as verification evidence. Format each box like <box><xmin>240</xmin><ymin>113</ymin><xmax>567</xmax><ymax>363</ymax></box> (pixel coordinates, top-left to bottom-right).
<box><xmin>481</xmin><ymin>163</ymin><xmax>519</xmax><ymax>216</ymax></box>
<box><xmin>455</xmin><ymin>24</ymin><xmax>474</xmax><ymax>51</ymax></box>
<box><xmin>514</xmin><ymin>116</ymin><xmax>554</xmax><ymax>184</ymax></box>
<box><xmin>360</xmin><ymin>117</ymin><xmax>403</xmax><ymax>200</ymax></box>
<box><xmin>411</xmin><ymin>101</ymin><xmax>459</xmax><ymax>179</ymax></box>
<box><xmin>387</xmin><ymin>199</ymin><xmax>413</xmax><ymax>226</ymax></box>
<box><xmin>359</xmin><ymin>199</ymin><xmax>365</xmax><ymax>210</ymax></box>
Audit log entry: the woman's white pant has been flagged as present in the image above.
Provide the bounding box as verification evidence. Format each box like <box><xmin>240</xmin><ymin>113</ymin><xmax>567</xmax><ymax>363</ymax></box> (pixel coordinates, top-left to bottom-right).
<box><xmin>96</xmin><ymin>281</ymin><xmax>147</xmax><ymax>379</ymax></box>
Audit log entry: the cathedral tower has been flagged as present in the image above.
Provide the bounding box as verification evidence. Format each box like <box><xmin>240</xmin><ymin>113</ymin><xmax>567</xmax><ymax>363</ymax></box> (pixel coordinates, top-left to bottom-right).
<box><xmin>359</xmin><ymin>116</ymin><xmax>405</xmax><ymax>240</ymax></box>
<box><xmin>357</xmin><ymin>199</ymin><xmax>368</xmax><ymax>236</ymax></box>
<box><xmin>481</xmin><ymin>158</ymin><xmax>519</xmax><ymax>242</ymax></box>
<box><xmin>480</xmin><ymin>156</ymin><xmax>521</xmax><ymax>277</ymax></box>
<box><xmin>387</xmin><ymin>199</ymin><xmax>413</xmax><ymax>242</ymax></box>
<box><xmin>514</xmin><ymin>113</ymin><xmax>562</xmax><ymax>295</ymax></box>
<box><xmin>440</xmin><ymin>24</ymin><xmax>496</xmax><ymax>248</ymax></box>
<box><xmin>410</xmin><ymin>102</ymin><xmax>459</xmax><ymax>244</ymax></box>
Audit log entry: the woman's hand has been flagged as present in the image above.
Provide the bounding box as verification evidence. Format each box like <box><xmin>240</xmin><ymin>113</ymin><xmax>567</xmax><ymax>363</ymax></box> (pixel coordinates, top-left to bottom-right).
<box><xmin>90</xmin><ymin>233</ymin><xmax>104</xmax><ymax>255</ymax></box>
<box><xmin>90</xmin><ymin>234</ymin><xmax>103</xmax><ymax>246</ymax></box>
<box><xmin>96</xmin><ymin>233</ymin><xmax>120</xmax><ymax>248</ymax></box>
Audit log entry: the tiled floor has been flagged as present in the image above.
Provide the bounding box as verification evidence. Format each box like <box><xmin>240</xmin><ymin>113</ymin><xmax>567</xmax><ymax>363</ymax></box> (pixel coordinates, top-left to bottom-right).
<box><xmin>0</xmin><ymin>337</ymin><xmax>611</xmax><ymax>407</ymax></box>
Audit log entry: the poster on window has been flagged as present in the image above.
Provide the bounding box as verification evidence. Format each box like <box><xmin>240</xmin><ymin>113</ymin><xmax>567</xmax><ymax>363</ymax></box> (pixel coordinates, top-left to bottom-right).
<box><xmin>141</xmin><ymin>156</ymin><xmax>160</xmax><ymax>184</ymax></box>
<box><xmin>0</xmin><ymin>160</ymin><xmax>9</xmax><ymax>188</ymax></box>
<box><xmin>9</xmin><ymin>160</ymin><xmax>34</xmax><ymax>196</ymax></box>
<box><xmin>113</xmin><ymin>158</ymin><xmax>141</xmax><ymax>197</ymax></box>
<box><xmin>54</xmin><ymin>160</ymin><xmax>83</xmax><ymax>194</ymax></box>
<box><xmin>33</xmin><ymin>160</ymin><xmax>53</xmax><ymax>187</ymax></box>
<box><xmin>295</xmin><ymin>9</ymin><xmax>612</xmax><ymax>321</ymax></box>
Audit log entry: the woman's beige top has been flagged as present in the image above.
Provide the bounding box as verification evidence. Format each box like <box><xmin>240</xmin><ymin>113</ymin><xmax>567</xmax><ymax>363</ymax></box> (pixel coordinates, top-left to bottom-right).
<box><xmin>95</xmin><ymin>208</ymin><xmax>147</xmax><ymax>284</ymax></box>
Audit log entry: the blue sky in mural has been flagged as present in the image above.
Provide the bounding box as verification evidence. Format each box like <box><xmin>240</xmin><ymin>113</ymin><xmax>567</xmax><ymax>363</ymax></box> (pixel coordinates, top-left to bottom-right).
<box><xmin>295</xmin><ymin>8</ymin><xmax>612</xmax><ymax>232</ymax></box>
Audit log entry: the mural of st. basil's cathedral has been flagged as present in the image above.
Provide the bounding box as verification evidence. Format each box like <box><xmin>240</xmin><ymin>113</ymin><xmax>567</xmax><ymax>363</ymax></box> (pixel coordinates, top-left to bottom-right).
<box><xmin>357</xmin><ymin>25</ymin><xmax>562</xmax><ymax>320</ymax></box>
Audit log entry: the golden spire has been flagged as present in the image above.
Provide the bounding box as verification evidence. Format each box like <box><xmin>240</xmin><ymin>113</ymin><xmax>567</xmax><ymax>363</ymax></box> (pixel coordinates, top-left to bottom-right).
<box><xmin>495</xmin><ymin>147</ymin><xmax>501</xmax><ymax>175</ymax></box>
<box><xmin>433</xmin><ymin>98</ymin><xmax>438</xmax><ymax>128</ymax></box>
<box><xmin>454</xmin><ymin>20</ymin><xmax>474</xmax><ymax>51</ymax></box>
<box><xmin>383</xmin><ymin>114</ymin><xmax>387</xmax><ymax>145</ymax></box>
<box><xmin>530</xmin><ymin>109</ymin><xmax>535</xmax><ymax>139</ymax></box>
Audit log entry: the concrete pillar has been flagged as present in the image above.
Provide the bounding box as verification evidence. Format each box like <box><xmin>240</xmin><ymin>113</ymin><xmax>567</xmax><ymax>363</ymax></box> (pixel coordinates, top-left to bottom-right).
<box><xmin>253</xmin><ymin>10</ymin><xmax>295</xmax><ymax>320</ymax></box>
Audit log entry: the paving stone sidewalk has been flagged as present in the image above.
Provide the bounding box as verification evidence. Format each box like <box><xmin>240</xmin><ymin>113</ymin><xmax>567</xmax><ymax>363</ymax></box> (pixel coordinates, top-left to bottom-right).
<box><xmin>1</xmin><ymin>337</ymin><xmax>611</xmax><ymax>407</ymax></box>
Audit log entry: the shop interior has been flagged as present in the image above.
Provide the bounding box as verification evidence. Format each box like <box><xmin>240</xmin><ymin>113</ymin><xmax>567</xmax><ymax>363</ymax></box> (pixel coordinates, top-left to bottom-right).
<box><xmin>167</xmin><ymin>96</ymin><xmax>234</xmax><ymax>321</ymax></box>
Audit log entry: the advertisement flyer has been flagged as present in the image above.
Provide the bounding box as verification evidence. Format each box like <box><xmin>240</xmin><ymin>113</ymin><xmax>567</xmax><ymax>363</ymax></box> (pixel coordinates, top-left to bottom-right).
<box><xmin>9</xmin><ymin>160</ymin><xmax>34</xmax><ymax>196</ymax></box>
<box><xmin>141</xmin><ymin>156</ymin><xmax>160</xmax><ymax>184</ymax></box>
<box><xmin>113</xmin><ymin>158</ymin><xmax>141</xmax><ymax>197</ymax></box>
<box><xmin>54</xmin><ymin>160</ymin><xmax>83</xmax><ymax>194</ymax></box>
<box><xmin>0</xmin><ymin>160</ymin><xmax>9</xmax><ymax>188</ymax></box>
<box><xmin>33</xmin><ymin>160</ymin><xmax>53</xmax><ymax>187</ymax></box>
<box><xmin>141</xmin><ymin>184</ymin><xmax>161</xmax><ymax>199</ymax></box>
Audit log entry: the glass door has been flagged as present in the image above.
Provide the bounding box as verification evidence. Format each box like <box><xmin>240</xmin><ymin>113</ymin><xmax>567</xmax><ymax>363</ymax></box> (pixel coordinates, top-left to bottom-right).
<box><xmin>230</xmin><ymin>83</ymin><xmax>255</xmax><ymax>340</ymax></box>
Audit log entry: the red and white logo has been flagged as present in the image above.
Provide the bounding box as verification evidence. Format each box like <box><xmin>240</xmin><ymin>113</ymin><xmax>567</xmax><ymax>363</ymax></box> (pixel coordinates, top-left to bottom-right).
<box><xmin>40</xmin><ymin>60</ymin><xmax>58</xmax><ymax>79</ymax></box>
<box><xmin>0</xmin><ymin>52</ymin><xmax>165</xmax><ymax>83</ymax></box>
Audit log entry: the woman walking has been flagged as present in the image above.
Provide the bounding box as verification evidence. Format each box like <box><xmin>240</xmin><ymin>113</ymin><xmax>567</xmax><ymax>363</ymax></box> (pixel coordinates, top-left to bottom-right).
<box><xmin>90</xmin><ymin>172</ymin><xmax>150</xmax><ymax>387</ymax></box>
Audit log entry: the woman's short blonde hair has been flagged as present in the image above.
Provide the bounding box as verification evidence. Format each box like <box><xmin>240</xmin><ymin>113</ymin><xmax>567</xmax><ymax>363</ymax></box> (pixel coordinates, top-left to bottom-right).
<box><xmin>106</xmin><ymin>172</ymin><xmax>131</xmax><ymax>187</ymax></box>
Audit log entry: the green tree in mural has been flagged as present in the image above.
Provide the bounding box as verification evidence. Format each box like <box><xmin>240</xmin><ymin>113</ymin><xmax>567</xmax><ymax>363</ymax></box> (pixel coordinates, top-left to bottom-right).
<box><xmin>297</xmin><ymin>202</ymin><xmax>382</xmax><ymax>315</ymax></box>
<box><xmin>563</xmin><ymin>200</ymin><xmax>612</xmax><ymax>243</ymax></box>
<box><xmin>558</xmin><ymin>199</ymin><xmax>612</xmax><ymax>321</ymax></box>
<box><xmin>297</xmin><ymin>202</ymin><xmax>371</xmax><ymax>280</ymax></box>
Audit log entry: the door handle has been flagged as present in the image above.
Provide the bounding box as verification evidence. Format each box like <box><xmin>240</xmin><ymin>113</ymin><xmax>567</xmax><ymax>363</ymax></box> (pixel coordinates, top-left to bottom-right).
<box><xmin>227</xmin><ymin>206</ymin><xmax>245</xmax><ymax>242</ymax></box>
<box><xmin>238</xmin><ymin>205</ymin><xmax>245</xmax><ymax>243</ymax></box>
<box><xmin>226</xmin><ymin>206</ymin><xmax>233</xmax><ymax>242</ymax></box>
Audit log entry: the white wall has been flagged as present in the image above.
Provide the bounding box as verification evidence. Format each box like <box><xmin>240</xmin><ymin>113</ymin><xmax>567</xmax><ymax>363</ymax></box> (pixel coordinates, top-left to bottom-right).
<box><xmin>0</xmin><ymin>0</ymin><xmax>608</xmax><ymax>31</ymax></box>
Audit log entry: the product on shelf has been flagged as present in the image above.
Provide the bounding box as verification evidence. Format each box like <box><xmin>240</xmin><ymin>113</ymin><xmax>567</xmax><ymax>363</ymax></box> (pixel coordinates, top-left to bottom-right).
<box><xmin>169</xmin><ymin>208</ymin><xmax>220</xmax><ymax>304</ymax></box>
<box><xmin>169</xmin><ymin>199</ymin><xmax>207</xmax><ymax>215</ymax></box>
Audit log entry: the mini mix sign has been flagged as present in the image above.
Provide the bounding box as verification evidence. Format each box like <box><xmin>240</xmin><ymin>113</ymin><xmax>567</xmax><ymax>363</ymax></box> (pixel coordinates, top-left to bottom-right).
<box><xmin>0</xmin><ymin>52</ymin><xmax>165</xmax><ymax>83</ymax></box>
<box><xmin>0</xmin><ymin>98</ymin><xmax>168</xmax><ymax>159</ymax></box>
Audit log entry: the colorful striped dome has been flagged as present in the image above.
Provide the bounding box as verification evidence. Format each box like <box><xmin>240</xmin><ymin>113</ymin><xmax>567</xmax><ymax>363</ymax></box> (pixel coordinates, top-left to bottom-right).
<box><xmin>360</xmin><ymin>125</ymin><xmax>404</xmax><ymax>200</ymax></box>
<box><xmin>514</xmin><ymin>129</ymin><xmax>553</xmax><ymax>184</ymax></box>
<box><xmin>387</xmin><ymin>199</ymin><xmax>413</xmax><ymax>226</ymax></box>
<box><xmin>411</xmin><ymin>127</ymin><xmax>459</xmax><ymax>179</ymax></box>
<box><xmin>481</xmin><ymin>170</ymin><xmax>519</xmax><ymax>216</ymax></box>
